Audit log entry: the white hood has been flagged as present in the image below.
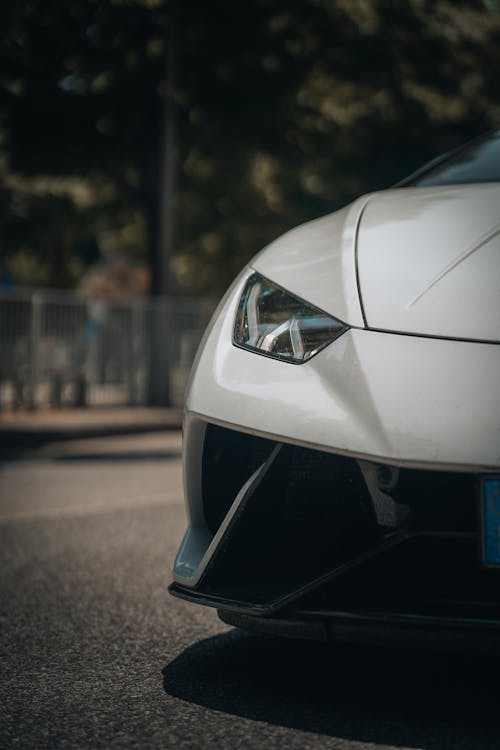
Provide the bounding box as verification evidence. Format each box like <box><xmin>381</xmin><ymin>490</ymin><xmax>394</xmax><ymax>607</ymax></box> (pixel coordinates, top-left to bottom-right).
<box><xmin>252</xmin><ymin>196</ymin><xmax>368</xmax><ymax>327</ymax></box>
<box><xmin>357</xmin><ymin>185</ymin><xmax>500</xmax><ymax>342</ymax></box>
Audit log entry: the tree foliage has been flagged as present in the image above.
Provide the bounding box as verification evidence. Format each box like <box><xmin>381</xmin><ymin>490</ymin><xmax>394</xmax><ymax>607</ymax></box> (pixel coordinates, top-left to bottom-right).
<box><xmin>1</xmin><ymin>0</ymin><xmax>499</xmax><ymax>294</ymax></box>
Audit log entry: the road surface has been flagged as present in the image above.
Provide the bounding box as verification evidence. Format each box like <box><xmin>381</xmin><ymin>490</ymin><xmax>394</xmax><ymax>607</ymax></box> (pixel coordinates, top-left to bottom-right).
<box><xmin>0</xmin><ymin>432</ymin><xmax>499</xmax><ymax>749</ymax></box>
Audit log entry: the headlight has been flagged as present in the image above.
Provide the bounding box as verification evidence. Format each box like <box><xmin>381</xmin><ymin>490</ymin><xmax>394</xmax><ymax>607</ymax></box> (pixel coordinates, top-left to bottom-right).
<box><xmin>233</xmin><ymin>272</ymin><xmax>348</xmax><ymax>364</ymax></box>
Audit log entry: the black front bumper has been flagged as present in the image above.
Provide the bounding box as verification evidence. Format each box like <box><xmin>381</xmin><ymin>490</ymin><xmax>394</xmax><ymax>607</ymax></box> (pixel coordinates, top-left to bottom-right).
<box><xmin>170</xmin><ymin>423</ymin><xmax>500</xmax><ymax>644</ymax></box>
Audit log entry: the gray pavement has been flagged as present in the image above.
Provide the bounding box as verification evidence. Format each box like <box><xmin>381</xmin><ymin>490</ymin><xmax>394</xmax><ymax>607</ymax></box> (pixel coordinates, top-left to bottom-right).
<box><xmin>1</xmin><ymin>433</ymin><xmax>500</xmax><ymax>749</ymax></box>
<box><xmin>0</xmin><ymin>407</ymin><xmax>182</xmax><ymax>454</ymax></box>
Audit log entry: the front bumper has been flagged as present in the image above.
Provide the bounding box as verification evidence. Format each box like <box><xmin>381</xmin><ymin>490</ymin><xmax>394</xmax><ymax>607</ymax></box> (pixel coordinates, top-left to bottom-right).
<box><xmin>170</xmin><ymin>270</ymin><xmax>500</xmax><ymax>644</ymax></box>
<box><xmin>170</xmin><ymin>422</ymin><xmax>500</xmax><ymax>641</ymax></box>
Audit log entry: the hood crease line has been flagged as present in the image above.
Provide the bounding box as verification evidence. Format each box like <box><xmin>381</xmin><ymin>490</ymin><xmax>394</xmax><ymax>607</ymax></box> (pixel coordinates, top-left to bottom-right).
<box><xmin>407</xmin><ymin>222</ymin><xmax>500</xmax><ymax>309</ymax></box>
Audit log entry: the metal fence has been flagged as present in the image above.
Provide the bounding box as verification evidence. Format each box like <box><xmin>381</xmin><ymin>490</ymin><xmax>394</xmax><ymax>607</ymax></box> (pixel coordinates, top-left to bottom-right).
<box><xmin>0</xmin><ymin>288</ymin><xmax>215</xmax><ymax>410</ymax></box>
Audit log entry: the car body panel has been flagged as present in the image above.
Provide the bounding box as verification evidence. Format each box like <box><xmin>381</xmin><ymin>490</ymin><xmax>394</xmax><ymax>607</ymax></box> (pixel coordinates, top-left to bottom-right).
<box><xmin>252</xmin><ymin>195</ymin><xmax>369</xmax><ymax>327</ymax></box>
<box><xmin>185</xmin><ymin>268</ymin><xmax>500</xmax><ymax>473</ymax></box>
<box><xmin>357</xmin><ymin>184</ymin><xmax>500</xmax><ymax>342</ymax></box>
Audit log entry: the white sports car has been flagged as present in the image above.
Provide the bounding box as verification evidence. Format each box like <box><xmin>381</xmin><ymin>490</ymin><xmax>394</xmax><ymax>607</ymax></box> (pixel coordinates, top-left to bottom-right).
<box><xmin>170</xmin><ymin>132</ymin><xmax>500</xmax><ymax>649</ymax></box>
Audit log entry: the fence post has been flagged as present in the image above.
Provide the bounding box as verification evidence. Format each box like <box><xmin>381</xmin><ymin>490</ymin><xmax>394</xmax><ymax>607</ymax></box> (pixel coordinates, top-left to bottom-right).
<box><xmin>127</xmin><ymin>300</ymin><xmax>142</xmax><ymax>405</ymax></box>
<box><xmin>28</xmin><ymin>290</ymin><xmax>42</xmax><ymax>410</ymax></box>
<box><xmin>147</xmin><ymin>299</ymin><xmax>171</xmax><ymax>406</ymax></box>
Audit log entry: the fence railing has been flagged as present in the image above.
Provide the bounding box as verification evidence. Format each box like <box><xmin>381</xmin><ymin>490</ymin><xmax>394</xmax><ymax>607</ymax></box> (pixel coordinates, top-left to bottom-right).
<box><xmin>0</xmin><ymin>288</ymin><xmax>215</xmax><ymax>409</ymax></box>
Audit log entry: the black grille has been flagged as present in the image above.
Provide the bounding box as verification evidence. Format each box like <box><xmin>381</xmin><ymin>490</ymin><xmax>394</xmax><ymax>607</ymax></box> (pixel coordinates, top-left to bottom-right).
<box><xmin>200</xmin><ymin>429</ymin><xmax>383</xmax><ymax>607</ymax></box>
<box><xmin>196</xmin><ymin>424</ymin><xmax>483</xmax><ymax>613</ymax></box>
<box><xmin>390</xmin><ymin>468</ymin><xmax>476</xmax><ymax>533</ymax></box>
<box><xmin>298</xmin><ymin>535</ymin><xmax>500</xmax><ymax>622</ymax></box>
<box><xmin>202</xmin><ymin>424</ymin><xmax>276</xmax><ymax>534</ymax></box>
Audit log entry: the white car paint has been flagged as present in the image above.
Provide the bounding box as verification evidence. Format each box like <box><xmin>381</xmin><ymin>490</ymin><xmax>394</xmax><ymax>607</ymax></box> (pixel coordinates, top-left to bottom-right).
<box><xmin>185</xmin><ymin>267</ymin><xmax>500</xmax><ymax>472</ymax></box>
<box><xmin>252</xmin><ymin>195</ymin><xmax>369</xmax><ymax>326</ymax></box>
<box><xmin>357</xmin><ymin>185</ymin><xmax>500</xmax><ymax>342</ymax></box>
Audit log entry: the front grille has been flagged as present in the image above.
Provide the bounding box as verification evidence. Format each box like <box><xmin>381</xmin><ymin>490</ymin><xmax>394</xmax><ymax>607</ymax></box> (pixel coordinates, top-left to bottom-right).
<box><xmin>202</xmin><ymin>424</ymin><xmax>276</xmax><ymax>534</ymax></box>
<box><xmin>196</xmin><ymin>424</ymin><xmax>486</xmax><ymax>614</ymax></box>
<box><xmin>200</xmin><ymin>427</ymin><xmax>385</xmax><ymax>608</ymax></box>
<box><xmin>298</xmin><ymin>535</ymin><xmax>500</xmax><ymax>622</ymax></box>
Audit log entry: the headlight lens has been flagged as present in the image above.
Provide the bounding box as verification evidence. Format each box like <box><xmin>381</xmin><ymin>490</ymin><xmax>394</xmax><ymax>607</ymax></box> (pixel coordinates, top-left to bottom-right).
<box><xmin>233</xmin><ymin>272</ymin><xmax>348</xmax><ymax>363</ymax></box>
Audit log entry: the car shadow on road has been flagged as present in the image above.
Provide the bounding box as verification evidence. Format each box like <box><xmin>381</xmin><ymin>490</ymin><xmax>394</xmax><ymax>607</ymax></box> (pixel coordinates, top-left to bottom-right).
<box><xmin>163</xmin><ymin>628</ymin><xmax>500</xmax><ymax>748</ymax></box>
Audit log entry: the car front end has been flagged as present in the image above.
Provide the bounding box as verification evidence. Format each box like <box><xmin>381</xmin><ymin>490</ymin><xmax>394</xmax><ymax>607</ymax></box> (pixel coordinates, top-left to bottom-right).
<box><xmin>170</xmin><ymin>145</ymin><xmax>500</xmax><ymax>649</ymax></box>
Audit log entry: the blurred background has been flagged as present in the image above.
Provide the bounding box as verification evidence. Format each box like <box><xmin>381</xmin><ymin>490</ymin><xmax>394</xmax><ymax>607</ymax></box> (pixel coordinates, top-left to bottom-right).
<box><xmin>1</xmin><ymin>0</ymin><xmax>499</xmax><ymax>409</ymax></box>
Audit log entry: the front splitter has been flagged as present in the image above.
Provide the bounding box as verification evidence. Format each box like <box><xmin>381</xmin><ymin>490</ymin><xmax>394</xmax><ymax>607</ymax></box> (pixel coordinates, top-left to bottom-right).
<box><xmin>219</xmin><ymin>608</ymin><xmax>500</xmax><ymax>653</ymax></box>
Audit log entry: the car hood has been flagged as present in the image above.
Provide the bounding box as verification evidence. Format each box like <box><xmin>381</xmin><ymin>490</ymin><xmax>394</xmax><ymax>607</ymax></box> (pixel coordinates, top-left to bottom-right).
<box><xmin>252</xmin><ymin>195</ymin><xmax>368</xmax><ymax>327</ymax></box>
<box><xmin>357</xmin><ymin>185</ymin><xmax>500</xmax><ymax>342</ymax></box>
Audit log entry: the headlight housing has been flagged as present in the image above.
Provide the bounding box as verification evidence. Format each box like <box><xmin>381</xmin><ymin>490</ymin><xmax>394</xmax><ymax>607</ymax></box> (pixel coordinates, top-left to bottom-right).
<box><xmin>233</xmin><ymin>272</ymin><xmax>348</xmax><ymax>364</ymax></box>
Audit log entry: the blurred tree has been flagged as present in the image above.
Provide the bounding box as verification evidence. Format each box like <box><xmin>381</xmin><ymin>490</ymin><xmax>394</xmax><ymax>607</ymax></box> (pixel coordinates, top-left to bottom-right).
<box><xmin>174</xmin><ymin>0</ymin><xmax>500</xmax><ymax>292</ymax></box>
<box><xmin>0</xmin><ymin>0</ymin><xmax>499</xmax><ymax>295</ymax></box>
<box><xmin>0</xmin><ymin>0</ymin><xmax>168</xmax><ymax>287</ymax></box>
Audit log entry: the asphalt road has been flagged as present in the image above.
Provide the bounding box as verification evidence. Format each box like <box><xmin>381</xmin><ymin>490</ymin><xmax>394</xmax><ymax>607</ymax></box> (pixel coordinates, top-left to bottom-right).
<box><xmin>1</xmin><ymin>432</ymin><xmax>499</xmax><ymax>750</ymax></box>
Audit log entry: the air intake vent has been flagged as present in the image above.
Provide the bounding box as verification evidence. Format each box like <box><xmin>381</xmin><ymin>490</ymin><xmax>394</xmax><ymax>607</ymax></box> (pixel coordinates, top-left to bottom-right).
<box><xmin>202</xmin><ymin>424</ymin><xmax>276</xmax><ymax>534</ymax></box>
